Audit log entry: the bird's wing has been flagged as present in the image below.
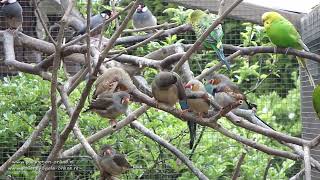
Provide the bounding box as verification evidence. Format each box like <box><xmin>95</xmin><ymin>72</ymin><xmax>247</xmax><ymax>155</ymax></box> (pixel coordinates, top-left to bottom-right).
<box><xmin>298</xmin><ymin>39</ymin><xmax>310</xmax><ymax>52</ymax></box>
<box><xmin>113</xmin><ymin>154</ymin><xmax>132</xmax><ymax>168</ymax></box>
<box><xmin>215</xmin><ymin>83</ymin><xmax>245</xmax><ymax>100</ymax></box>
<box><xmin>173</xmin><ymin>73</ymin><xmax>187</xmax><ymax>100</ymax></box>
<box><xmin>89</xmin><ymin>94</ymin><xmax>114</xmax><ymax>110</ymax></box>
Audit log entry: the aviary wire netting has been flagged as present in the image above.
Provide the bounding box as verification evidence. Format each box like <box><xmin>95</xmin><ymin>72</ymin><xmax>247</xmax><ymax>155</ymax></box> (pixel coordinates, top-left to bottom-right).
<box><xmin>0</xmin><ymin>0</ymin><xmax>315</xmax><ymax>179</ymax></box>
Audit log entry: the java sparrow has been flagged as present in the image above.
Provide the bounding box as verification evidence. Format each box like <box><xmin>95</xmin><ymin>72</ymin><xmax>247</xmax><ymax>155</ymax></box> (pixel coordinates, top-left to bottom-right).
<box><xmin>1</xmin><ymin>0</ymin><xmax>23</xmax><ymax>32</ymax></box>
<box><xmin>132</xmin><ymin>3</ymin><xmax>157</xmax><ymax>29</ymax></box>
<box><xmin>76</xmin><ymin>9</ymin><xmax>112</xmax><ymax>35</ymax></box>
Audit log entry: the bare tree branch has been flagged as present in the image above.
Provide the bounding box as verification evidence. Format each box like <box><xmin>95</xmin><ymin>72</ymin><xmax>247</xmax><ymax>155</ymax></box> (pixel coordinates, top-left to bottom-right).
<box><xmin>62</xmin><ymin>105</ymin><xmax>150</xmax><ymax>157</ymax></box>
<box><xmin>304</xmin><ymin>145</ymin><xmax>311</xmax><ymax>180</ymax></box>
<box><xmin>172</xmin><ymin>0</ymin><xmax>244</xmax><ymax>72</ymax></box>
<box><xmin>131</xmin><ymin>121</ymin><xmax>209</xmax><ymax>180</ymax></box>
<box><xmin>231</xmin><ymin>152</ymin><xmax>246</xmax><ymax>180</ymax></box>
<box><xmin>289</xmin><ymin>168</ymin><xmax>305</xmax><ymax>180</ymax></box>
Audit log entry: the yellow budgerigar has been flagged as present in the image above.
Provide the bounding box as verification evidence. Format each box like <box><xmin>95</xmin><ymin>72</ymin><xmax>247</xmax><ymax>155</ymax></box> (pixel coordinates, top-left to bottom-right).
<box><xmin>262</xmin><ymin>11</ymin><xmax>315</xmax><ymax>88</ymax></box>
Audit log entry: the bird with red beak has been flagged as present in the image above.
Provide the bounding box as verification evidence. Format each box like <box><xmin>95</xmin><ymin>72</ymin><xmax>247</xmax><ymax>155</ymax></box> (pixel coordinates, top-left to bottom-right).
<box><xmin>184</xmin><ymin>79</ymin><xmax>210</xmax><ymax>118</ymax></box>
<box><xmin>132</xmin><ymin>3</ymin><xmax>157</xmax><ymax>29</ymax></box>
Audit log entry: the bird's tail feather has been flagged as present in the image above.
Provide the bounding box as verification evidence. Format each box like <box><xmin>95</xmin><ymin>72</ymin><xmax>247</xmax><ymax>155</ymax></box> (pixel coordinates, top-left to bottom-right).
<box><xmin>254</xmin><ymin>114</ymin><xmax>275</xmax><ymax>131</ymax></box>
<box><xmin>188</xmin><ymin>121</ymin><xmax>197</xmax><ymax>149</ymax></box>
<box><xmin>297</xmin><ymin>57</ymin><xmax>316</xmax><ymax>89</ymax></box>
<box><xmin>215</xmin><ymin>48</ymin><xmax>231</xmax><ymax>70</ymax></box>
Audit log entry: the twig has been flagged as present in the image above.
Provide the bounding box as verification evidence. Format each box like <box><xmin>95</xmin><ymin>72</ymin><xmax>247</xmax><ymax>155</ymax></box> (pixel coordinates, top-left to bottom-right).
<box><xmin>218</xmin><ymin>0</ymin><xmax>226</xmax><ymax>16</ymax></box>
<box><xmin>309</xmin><ymin>134</ymin><xmax>320</xmax><ymax>148</ymax></box>
<box><xmin>231</xmin><ymin>152</ymin><xmax>246</xmax><ymax>180</ymax></box>
<box><xmin>123</xmin><ymin>22</ymin><xmax>177</xmax><ymax>33</ymax></box>
<box><xmin>263</xmin><ymin>158</ymin><xmax>273</xmax><ymax>180</ymax></box>
<box><xmin>32</xmin><ymin>0</ymin><xmax>56</xmax><ymax>44</ymax></box>
<box><xmin>225</xmin><ymin>112</ymin><xmax>309</xmax><ymax>146</ymax></box>
<box><xmin>0</xmin><ymin>66</ymin><xmax>88</xmax><ymax>175</ymax></box>
<box><xmin>189</xmin><ymin>126</ymin><xmax>206</xmax><ymax>160</ymax></box>
<box><xmin>61</xmin><ymin>105</ymin><xmax>150</xmax><ymax>157</ymax></box>
<box><xmin>50</xmin><ymin>0</ymin><xmax>71</xmax><ymax>146</ymax></box>
<box><xmin>172</xmin><ymin>0</ymin><xmax>244</xmax><ymax>72</ymax></box>
<box><xmin>131</xmin><ymin>121</ymin><xmax>209</xmax><ymax>180</ymax></box>
<box><xmin>86</xmin><ymin>0</ymin><xmax>92</xmax><ymax>74</ymax></box>
<box><xmin>304</xmin><ymin>145</ymin><xmax>311</xmax><ymax>180</ymax></box>
<box><xmin>115</xmin><ymin>24</ymin><xmax>192</xmax><ymax>45</ymax></box>
<box><xmin>73</xmin><ymin>124</ymin><xmax>101</xmax><ymax>168</ymax></box>
<box><xmin>109</xmin><ymin>30</ymin><xmax>165</xmax><ymax>54</ymax></box>
<box><xmin>289</xmin><ymin>168</ymin><xmax>305</xmax><ymax>180</ymax></box>
<box><xmin>196</xmin><ymin>50</ymin><xmax>241</xmax><ymax>80</ymax></box>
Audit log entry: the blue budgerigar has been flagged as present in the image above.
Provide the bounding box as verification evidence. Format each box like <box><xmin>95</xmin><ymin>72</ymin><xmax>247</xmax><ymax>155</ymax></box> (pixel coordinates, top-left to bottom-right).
<box><xmin>188</xmin><ymin>10</ymin><xmax>230</xmax><ymax>70</ymax></box>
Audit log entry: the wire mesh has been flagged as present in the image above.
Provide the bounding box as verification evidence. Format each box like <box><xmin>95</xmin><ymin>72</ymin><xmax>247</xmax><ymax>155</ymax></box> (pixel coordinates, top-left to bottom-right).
<box><xmin>0</xmin><ymin>0</ymin><xmax>313</xmax><ymax>179</ymax></box>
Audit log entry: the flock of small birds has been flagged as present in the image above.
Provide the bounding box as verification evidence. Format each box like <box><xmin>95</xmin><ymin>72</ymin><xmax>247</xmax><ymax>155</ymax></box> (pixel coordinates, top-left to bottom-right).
<box><xmin>2</xmin><ymin>0</ymin><xmax>320</xmax><ymax>178</ymax></box>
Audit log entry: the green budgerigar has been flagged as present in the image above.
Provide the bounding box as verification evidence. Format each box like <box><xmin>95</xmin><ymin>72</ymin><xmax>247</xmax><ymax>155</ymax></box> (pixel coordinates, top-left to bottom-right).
<box><xmin>188</xmin><ymin>10</ymin><xmax>231</xmax><ymax>70</ymax></box>
<box><xmin>262</xmin><ymin>11</ymin><xmax>315</xmax><ymax>88</ymax></box>
<box><xmin>312</xmin><ymin>84</ymin><xmax>320</xmax><ymax>120</ymax></box>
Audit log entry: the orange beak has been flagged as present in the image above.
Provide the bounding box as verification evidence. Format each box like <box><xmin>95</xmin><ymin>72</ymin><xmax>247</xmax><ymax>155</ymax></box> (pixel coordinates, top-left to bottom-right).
<box><xmin>121</xmin><ymin>97</ymin><xmax>130</xmax><ymax>104</ymax></box>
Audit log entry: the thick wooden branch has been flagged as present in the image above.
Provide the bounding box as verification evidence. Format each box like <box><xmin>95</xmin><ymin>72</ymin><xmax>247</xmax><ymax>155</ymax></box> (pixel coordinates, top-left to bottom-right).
<box><xmin>131</xmin><ymin>121</ymin><xmax>208</xmax><ymax>179</ymax></box>
<box><xmin>130</xmin><ymin>89</ymin><xmax>301</xmax><ymax>160</ymax></box>
<box><xmin>304</xmin><ymin>145</ymin><xmax>311</xmax><ymax>180</ymax></box>
<box><xmin>223</xmin><ymin>44</ymin><xmax>320</xmax><ymax>64</ymax></box>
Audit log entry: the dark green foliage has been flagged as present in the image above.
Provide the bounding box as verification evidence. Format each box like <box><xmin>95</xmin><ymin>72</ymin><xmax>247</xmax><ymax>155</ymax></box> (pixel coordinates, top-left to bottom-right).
<box><xmin>0</xmin><ymin>3</ymin><xmax>302</xmax><ymax>180</ymax></box>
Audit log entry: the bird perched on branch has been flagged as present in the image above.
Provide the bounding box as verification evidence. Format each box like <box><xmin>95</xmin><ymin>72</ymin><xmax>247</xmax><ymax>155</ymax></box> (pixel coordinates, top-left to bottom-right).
<box><xmin>312</xmin><ymin>84</ymin><xmax>320</xmax><ymax>120</ymax></box>
<box><xmin>206</xmin><ymin>74</ymin><xmax>247</xmax><ymax>112</ymax></box>
<box><xmin>206</xmin><ymin>74</ymin><xmax>273</xmax><ymax>128</ymax></box>
<box><xmin>132</xmin><ymin>3</ymin><xmax>157</xmax><ymax>29</ymax></box>
<box><xmin>75</xmin><ymin>9</ymin><xmax>113</xmax><ymax>36</ymax></box>
<box><xmin>185</xmin><ymin>79</ymin><xmax>210</xmax><ymax>117</ymax></box>
<box><xmin>262</xmin><ymin>11</ymin><xmax>315</xmax><ymax>88</ymax></box>
<box><xmin>188</xmin><ymin>10</ymin><xmax>231</xmax><ymax>70</ymax></box>
<box><xmin>99</xmin><ymin>145</ymin><xmax>132</xmax><ymax>179</ymax></box>
<box><xmin>84</xmin><ymin>91</ymin><xmax>130</xmax><ymax>128</ymax></box>
<box><xmin>94</xmin><ymin>67</ymin><xmax>134</xmax><ymax>99</ymax></box>
<box><xmin>1</xmin><ymin>0</ymin><xmax>23</xmax><ymax>32</ymax></box>
<box><xmin>151</xmin><ymin>71</ymin><xmax>186</xmax><ymax>106</ymax></box>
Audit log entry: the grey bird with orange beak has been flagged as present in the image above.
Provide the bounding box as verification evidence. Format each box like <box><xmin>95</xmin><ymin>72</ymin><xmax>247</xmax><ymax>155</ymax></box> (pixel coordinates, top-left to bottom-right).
<box><xmin>84</xmin><ymin>91</ymin><xmax>130</xmax><ymax>128</ymax></box>
<box><xmin>132</xmin><ymin>3</ymin><xmax>157</xmax><ymax>29</ymax></box>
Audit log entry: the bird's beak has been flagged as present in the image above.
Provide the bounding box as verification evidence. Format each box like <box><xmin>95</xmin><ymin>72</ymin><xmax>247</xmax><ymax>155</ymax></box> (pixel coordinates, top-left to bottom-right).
<box><xmin>137</xmin><ymin>5</ymin><xmax>143</xmax><ymax>12</ymax></box>
<box><xmin>208</xmin><ymin>79</ymin><xmax>215</xmax><ymax>84</ymax></box>
<box><xmin>184</xmin><ymin>84</ymin><xmax>192</xmax><ymax>89</ymax></box>
<box><xmin>122</xmin><ymin>97</ymin><xmax>130</xmax><ymax>104</ymax></box>
<box><xmin>110</xmin><ymin>11</ymin><xmax>116</xmax><ymax>18</ymax></box>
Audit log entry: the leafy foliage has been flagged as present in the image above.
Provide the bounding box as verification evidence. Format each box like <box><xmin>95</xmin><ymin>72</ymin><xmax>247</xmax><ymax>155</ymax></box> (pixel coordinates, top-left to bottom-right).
<box><xmin>0</xmin><ymin>2</ymin><xmax>303</xmax><ymax>180</ymax></box>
